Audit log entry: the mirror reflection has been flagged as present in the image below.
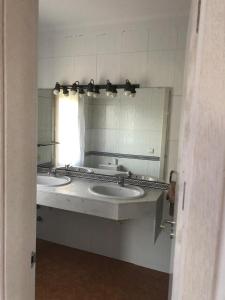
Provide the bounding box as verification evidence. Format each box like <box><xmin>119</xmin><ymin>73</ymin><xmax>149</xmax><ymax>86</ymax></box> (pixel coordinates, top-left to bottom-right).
<box><xmin>38</xmin><ymin>87</ymin><xmax>171</xmax><ymax>181</ymax></box>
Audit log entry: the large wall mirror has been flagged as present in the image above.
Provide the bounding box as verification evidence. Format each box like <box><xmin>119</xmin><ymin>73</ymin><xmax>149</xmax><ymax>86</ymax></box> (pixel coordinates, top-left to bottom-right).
<box><xmin>38</xmin><ymin>87</ymin><xmax>171</xmax><ymax>181</ymax></box>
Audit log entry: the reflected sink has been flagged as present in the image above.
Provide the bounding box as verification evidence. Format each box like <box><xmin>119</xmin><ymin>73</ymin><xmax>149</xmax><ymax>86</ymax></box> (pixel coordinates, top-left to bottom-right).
<box><xmin>88</xmin><ymin>183</ymin><xmax>145</xmax><ymax>200</ymax></box>
<box><xmin>37</xmin><ymin>175</ymin><xmax>71</xmax><ymax>187</ymax></box>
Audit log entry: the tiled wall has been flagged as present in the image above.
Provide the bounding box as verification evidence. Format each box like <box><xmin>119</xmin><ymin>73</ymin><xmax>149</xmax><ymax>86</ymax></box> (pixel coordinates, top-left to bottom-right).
<box><xmin>85</xmin><ymin>88</ymin><xmax>169</xmax><ymax>178</ymax></box>
<box><xmin>38</xmin><ymin>89</ymin><xmax>54</xmax><ymax>165</ymax></box>
<box><xmin>38</xmin><ymin>16</ymin><xmax>187</xmax><ymax>180</ymax></box>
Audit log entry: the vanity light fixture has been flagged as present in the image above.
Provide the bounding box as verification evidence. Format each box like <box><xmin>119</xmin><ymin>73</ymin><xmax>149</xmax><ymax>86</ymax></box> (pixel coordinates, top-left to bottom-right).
<box><xmin>129</xmin><ymin>85</ymin><xmax>136</xmax><ymax>98</ymax></box>
<box><xmin>70</xmin><ymin>82</ymin><xmax>78</xmax><ymax>96</ymax></box>
<box><xmin>111</xmin><ymin>86</ymin><xmax>118</xmax><ymax>98</ymax></box>
<box><xmin>78</xmin><ymin>86</ymin><xmax>85</xmax><ymax>99</ymax></box>
<box><xmin>53</xmin><ymin>82</ymin><xmax>61</xmax><ymax>96</ymax></box>
<box><xmin>124</xmin><ymin>79</ymin><xmax>132</xmax><ymax>96</ymax></box>
<box><xmin>93</xmin><ymin>85</ymin><xmax>100</xmax><ymax>98</ymax></box>
<box><xmin>52</xmin><ymin>80</ymin><xmax>140</xmax><ymax>98</ymax></box>
<box><xmin>87</xmin><ymin>79</ymin><xmax>95</xmax><ymax>97</ymax></box>
<box><xmin>63</xmin><ymin>86</ymin><xmax>69</xmax><ymax>97</ymax></box>
<box><xmin>106</xmin><ymin>80</ymin><xmax>113</xmax><ymax>97</ymax></box>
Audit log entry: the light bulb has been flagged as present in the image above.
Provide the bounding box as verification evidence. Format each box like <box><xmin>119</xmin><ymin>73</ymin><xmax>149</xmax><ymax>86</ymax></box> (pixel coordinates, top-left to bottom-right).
<box><xmin>111</xmin><ymin>93</ymin><xmax>117</xmax><ymax>98</ymax></box>
<box><xmin>124</xmin><ymin>90</ymin><xmax>131</xmax><ymax>96</ymax></box>
<box><xmin>87</xmin><ymin>91</ymin><xmax>93</xmax><ymax>97</ymax></box>
<box><xmin>70</xmin><ymin>90</ymin><xmax>77</xmax><ymax>96</ymax></box>
<box><xmin>106</xmin><ymin>91</ymin><xmax>112</xmax><ymax>97</ymax></box>
<box><xmin>53</xmin><ymin>89</ymin><xmax>60</xmax><ymax>96</ymax></box>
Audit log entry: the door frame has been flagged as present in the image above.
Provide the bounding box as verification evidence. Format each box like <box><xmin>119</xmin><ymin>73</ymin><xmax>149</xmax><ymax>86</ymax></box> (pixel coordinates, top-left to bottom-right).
<box><xmin>0</xmin><ymin>0</ymin><xmax>5</xmax><ymax>298</ymax></box>
<box><xmin>0</xmin><ymin>0</ymin><xmax>37</xmax><ymax>299</ymax></box>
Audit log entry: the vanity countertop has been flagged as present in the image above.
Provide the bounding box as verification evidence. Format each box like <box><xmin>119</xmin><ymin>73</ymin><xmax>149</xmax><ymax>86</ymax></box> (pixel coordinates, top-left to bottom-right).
<box><xmin>37</xmin><ymin>176</ymin><xmax>164</xmax><ymax>221</ymax></box>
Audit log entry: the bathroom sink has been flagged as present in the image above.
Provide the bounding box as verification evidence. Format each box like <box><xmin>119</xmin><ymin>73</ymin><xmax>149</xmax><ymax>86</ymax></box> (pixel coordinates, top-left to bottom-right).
<box><xmin>37</xmin><ymin>175</ymin><xmax>71</xmax><ymax>187</ymax></box>
<box><xmin>88</xmin><ymin>183</ymin><xmax>144</xmax><ymax>200</ymax></box>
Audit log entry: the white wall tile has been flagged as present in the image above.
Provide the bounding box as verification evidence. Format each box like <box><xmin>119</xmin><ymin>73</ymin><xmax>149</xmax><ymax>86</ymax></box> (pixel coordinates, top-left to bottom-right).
<box><xmin>168</xmin><ymin>96</ymin><xmax>182</xmax><ymax>140</ymax></box>
<box><xmin>52</xmin><ymin>57</ymin><xmax>74</xmax><ymax>85</ymax></box>
<box><xmin>120</xmin><ymin>52</ymin><xmax>148</xmax><ymax>86</ymax></box>
<box><xmin>52</xmin><ymin>33</ymin><xmax>75</xmax><ymax>57</ymax></box>
<box><xmin>96</xmin><ymin>32</ymin><xmax>121</xmax><ymax>54</ymax></box>
<box><xmin>38</xmin><ymin>58</ymin><xmax>54</xmax><ymax>88</ymax></box>
<box><xmin>147</xmin><ymin>51</ymin><xmax>175</xmax><ymax>87</ymax></box>
<box><xmin>38</xmin><ymin>32</ymin><xmax>53</xmax><ymax>58</ymax></box>
<box><xmin>97</xmin><ymin>54</ymin><xmax>121</xmax><ymax>84</ymax></box>
<box><xmin>148</xmin><ymin>20</ymin><xmax>177</xmax><ymax>50</ymax></box>
<box><xmin>74</xmin><ymin>33</ymin><xmax>97</xmax><ymax>55</ymax></box>
<box><xmin>120</xmin><ymin>29</ymin><xmax>148</xmax><ymax>52</ymax></box>
<box><xmin>173</xmin><ymin>50</ymin><xmax>185</xmax><ymax>95</ymax></box>
<box><xmin>176</xmin><ymin>18</ymin><xmax>189</xmax><ymax>49</ymax></box>
<box><xmin>74</xmin><ymin>55</ymin><xmax>97</xmax><ymax>83</ymax></box>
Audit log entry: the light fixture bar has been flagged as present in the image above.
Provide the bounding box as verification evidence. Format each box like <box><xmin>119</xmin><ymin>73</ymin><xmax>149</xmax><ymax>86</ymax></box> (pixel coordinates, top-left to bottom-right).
<box><xmin>53</xmin><ymin>80</ymin><xmax>140</xmax><ymax>98</ymax></box>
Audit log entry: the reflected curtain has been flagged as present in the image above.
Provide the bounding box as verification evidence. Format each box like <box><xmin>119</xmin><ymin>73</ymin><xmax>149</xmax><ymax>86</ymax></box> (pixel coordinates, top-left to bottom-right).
<box><xmin>55</xmin><ymin>93</ymin><xmax>85</xmax><ymax>167</ymax></box>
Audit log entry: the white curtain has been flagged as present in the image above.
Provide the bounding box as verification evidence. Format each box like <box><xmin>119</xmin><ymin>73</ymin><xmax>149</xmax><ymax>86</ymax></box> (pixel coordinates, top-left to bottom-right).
<box><xmin>55</xmin><ymin>93</ymin><xmax>85</xmax><ymax>167</ymax></box>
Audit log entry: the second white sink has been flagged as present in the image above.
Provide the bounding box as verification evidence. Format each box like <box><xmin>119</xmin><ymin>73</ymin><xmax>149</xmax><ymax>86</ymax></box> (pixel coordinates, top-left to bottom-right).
<box><xmin>88</xmin><ymin>183</ymin><xmax>144</xmax><ymax>200</ymax></box>
<box><xmin>37</xmin><ymin>175</ymin><xmax>71</xmax><ymax>187</ymax></box>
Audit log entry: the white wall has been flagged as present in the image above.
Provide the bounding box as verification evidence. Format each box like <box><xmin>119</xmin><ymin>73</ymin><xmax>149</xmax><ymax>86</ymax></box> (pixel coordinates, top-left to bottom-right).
<box><xmin>37</xmin><ymin>16</ymin><xmax>188</xmax><ymax>273</ymax></box>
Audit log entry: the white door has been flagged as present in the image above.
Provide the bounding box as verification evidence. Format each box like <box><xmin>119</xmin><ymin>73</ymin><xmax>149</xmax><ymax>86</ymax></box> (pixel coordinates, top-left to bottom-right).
<box><xmin>171</xmin><ymin>0</ymin><xmax>225</xmax><ymax>299</ymax></box>
<box><xmin>0</xmin><ymin>0</ymin><xmax>37</xmax><ymax>299</ymax></box>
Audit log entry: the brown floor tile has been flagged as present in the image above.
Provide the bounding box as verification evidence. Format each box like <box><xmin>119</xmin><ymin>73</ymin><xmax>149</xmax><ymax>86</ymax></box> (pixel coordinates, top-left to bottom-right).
<box><xmin>36</xmin><ymin>239</ymin><xmax>169</xmax><ymax>300</ymax></box>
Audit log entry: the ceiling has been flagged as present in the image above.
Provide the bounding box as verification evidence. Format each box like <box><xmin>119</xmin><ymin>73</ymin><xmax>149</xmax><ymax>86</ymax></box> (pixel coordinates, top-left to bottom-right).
<box><xmin>39</xmin><ymin>0</ymin><xmax>191</xmax><ymax>29</ymax></box>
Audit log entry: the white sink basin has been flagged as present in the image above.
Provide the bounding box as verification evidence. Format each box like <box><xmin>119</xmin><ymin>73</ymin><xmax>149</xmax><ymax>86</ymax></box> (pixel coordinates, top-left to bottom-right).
<box><xmin>88</xmin><ymin>183</ymin><xmax>145</xmax><ymax>200</ymax></box>
<box><xmin>37</xmin><ymin>175</ymin><xmax>71</xmax><ymax>187</ymax></box>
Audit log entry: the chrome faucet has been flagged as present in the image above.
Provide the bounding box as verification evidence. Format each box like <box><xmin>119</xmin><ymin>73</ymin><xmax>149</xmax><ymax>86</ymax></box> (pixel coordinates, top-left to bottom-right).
<box><xmin>116</xmin><ymin>175</ymin><xmax>125</xmax><ymax>187</ymax></box>
<box><xmin>48</xmin><ymin>167</ymin><xmax>57</xmax><ymax>176</ymax></box>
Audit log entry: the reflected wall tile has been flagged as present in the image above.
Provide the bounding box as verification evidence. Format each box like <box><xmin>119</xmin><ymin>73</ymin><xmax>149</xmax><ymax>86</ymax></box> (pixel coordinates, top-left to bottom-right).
<box><xmin>90</xmin><ymin>129</ymin><xmax>106</xmax><ymax>152</ymax></box>
<box><xmin>105</xmin><ymin>130</ymin><xmax>119</xmax><ymax>153</ymax></box>
<box><xmin>91</xmin><ymin>104</ymin><xmax>106</xmax><ymax>129</ymax></box>
<box><xmin>105</xmin><ymin>105</ymin><xmax>120</xmax><ymax>129</ymax></box>
<box><xmin>119</xmin><ymin>104</ymin><xmax>135</xmax><ymax>130</ymax></box>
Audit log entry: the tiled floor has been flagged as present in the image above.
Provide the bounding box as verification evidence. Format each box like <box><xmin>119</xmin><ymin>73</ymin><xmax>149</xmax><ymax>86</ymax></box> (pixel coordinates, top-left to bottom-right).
<box><xmin>36</xmin><ymin>239</ymin><xmax>169</xmax><ymax>300</ymax></box>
